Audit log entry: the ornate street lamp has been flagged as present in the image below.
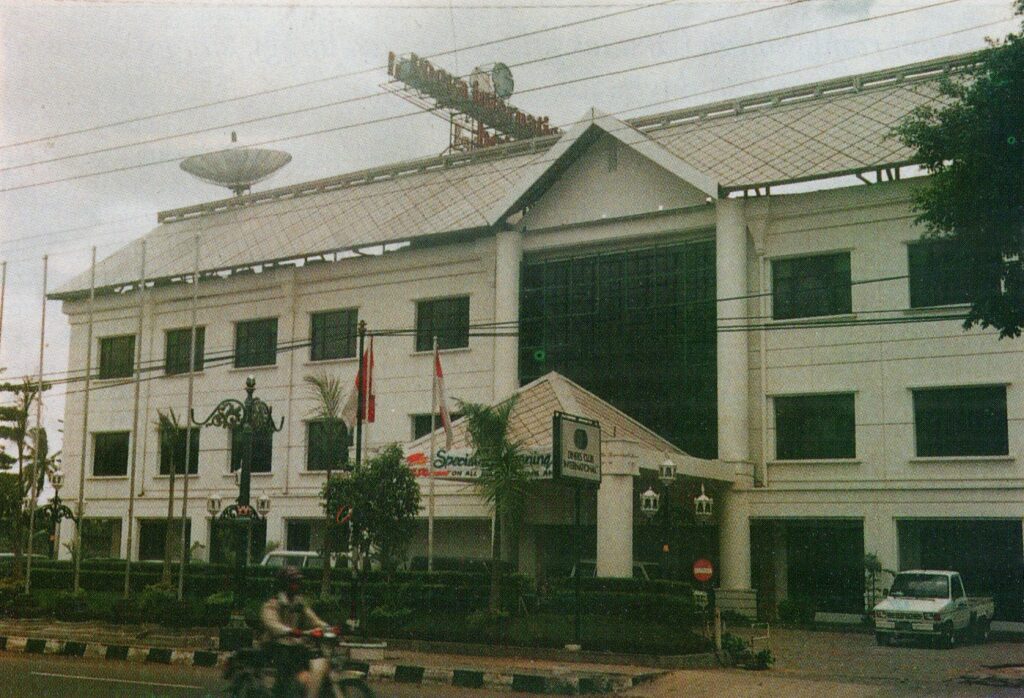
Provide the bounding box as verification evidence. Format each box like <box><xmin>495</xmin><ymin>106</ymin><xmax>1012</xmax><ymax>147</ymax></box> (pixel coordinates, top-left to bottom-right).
<box><xmin>658</xmin><ymin>458</ymin><xmax>677</xmax><ymax>484</ymax></box>
<box><xmin>38</xmin><ymin>468</ymin><xmax>76</xmax><ymax>560</ymax></box>
<box><xmin>206</xmin><ymin>494</ymin><xmax>223</xmax><ymax>518</ymax></box>
<box><xmin>640</xmin><ymin>487</ymin><xmax>661</xmax><ymax>519</ymax></box>
<box><xmin>694</xmin><ymin>483</ymin><xmax>714</xmax><ymax>525</ymax></box>
<box><xmin>192</xmin><ymin>376</ymin><xmax>283</xmax><ymax>650</ymax></box>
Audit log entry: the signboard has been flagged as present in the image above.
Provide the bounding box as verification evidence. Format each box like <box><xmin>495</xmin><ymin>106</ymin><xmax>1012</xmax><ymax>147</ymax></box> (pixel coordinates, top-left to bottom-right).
<box><xmin>693</xmin><ymin>558</ymin><xmax>714</xmax><ymax>584</ymax></box>
<box><xmin>552</xmin><ymin>412</ymin><xmax>601</xmax><ymax>485</ymax></box>
<box><xmin>693</xmin><ymin>589</ymin><xmax>709</xmax><ymax>609</ymax></box>
<box><xmin>405</xmin><ymin>447</ymin><xmax>552</xmax><ymax>481</ymax></box>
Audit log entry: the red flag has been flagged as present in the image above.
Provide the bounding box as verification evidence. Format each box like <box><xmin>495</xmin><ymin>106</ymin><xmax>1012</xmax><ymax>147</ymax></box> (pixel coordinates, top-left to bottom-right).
<box><xmin>341</xmin><ymin>338</ymin><xmax>375</xmax><ymax>428</ymax></box>
<box><xmin>434</xmin><ymin>346</ymin><xmax>453</xmax><ymax>449</ymax></box>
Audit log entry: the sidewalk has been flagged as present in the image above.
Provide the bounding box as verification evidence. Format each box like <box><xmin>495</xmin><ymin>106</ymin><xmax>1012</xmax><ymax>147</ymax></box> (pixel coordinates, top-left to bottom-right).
<box><xmin>0</xmin><ymin>619</ymin><xmax>684</xmax><ymax>694</ymax></box>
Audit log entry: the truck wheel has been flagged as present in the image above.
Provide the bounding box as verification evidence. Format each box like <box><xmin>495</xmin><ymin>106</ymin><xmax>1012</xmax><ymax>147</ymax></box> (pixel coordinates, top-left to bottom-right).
<box><xmin>939</xmin><ymin>624</ymin><xmax>956</xmax><ymax>649</ymax></box>
<box><xmin>974</xmin><ymin>618</ymin><xmax>991</xmax><ymax>644</ymax></box>
<box><xmin>875</xmin><ymin>632</ymin><xmax>891</xmax><ymax>646</ymax></box>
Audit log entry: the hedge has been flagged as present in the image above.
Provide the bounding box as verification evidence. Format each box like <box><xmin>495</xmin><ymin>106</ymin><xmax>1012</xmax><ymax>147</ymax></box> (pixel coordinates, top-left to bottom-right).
<box><xmin>538</xmin><ymin>591</ymin><xmax>695</xmax><ymax>622</ymax></box>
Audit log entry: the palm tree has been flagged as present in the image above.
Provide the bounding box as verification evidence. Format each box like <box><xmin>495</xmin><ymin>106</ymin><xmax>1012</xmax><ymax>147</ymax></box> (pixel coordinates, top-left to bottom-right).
<box><xmin>155</xmin><ymin>409</ymin><xmax>183</xmax><ymax>586</ymax></box>
<box><xmin>459</xmin><ymin>397</ymin><xmax>527</xmax><ymax>614</ymax></box>
<box><xmin>303</xmin><ymin>372</ymin><xmax>348</xmax><ymax>597</ymax></box>
<box><xmin>0</xmin><ymin>377</ymin><xmax>46</xmax><ymax>581</ymax></box>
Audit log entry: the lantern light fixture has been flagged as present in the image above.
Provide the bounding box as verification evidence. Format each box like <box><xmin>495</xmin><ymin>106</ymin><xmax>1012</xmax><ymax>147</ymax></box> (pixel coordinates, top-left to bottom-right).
<box><xmin>49</xmin><ymin>469</ymin><xmax>64</xmax><ymax>492</ymax></box>
<box><xmin>207</xmin><ymin>494</ymin><xmax>223</xmax><ymax>517</ymax></box>
<box><xmin>658</xmin><ymin>458</ymin><xmax>677</xmax><ymax>484</ymax></box>
<box><xmin>256</xmin><ymin>494</ymin><xmax>272</xmax><ymax>517</ymax></box>
<box><xmin>694</xmin><ymin>483</ymin><xmax>714</xmax><ymax>524</ymax></box>
<box><xmin>640</xmin><ymin>487</ymin><xmax>661</xmax><ymax>518</ymax></box>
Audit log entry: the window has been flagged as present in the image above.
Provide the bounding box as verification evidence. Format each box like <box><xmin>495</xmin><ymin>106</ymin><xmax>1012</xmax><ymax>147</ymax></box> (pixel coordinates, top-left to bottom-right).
<box><xmin>411</xmin><ymin>413</ymin><xmax>462</xmax><ymax>440</ymax></box>
<box><xmin>158</xmin><ymin>426</ymin><xmax>200</xmax><ymax>475</ymax></box>
<box><xmin>164</xmin><ymin>327</ymin><xmax>205</xmax><ymax>375</ymax></box>
<box><xmin>93</xmin><ymin>432</ymin><xmax>130</xmax><ymax>476</ymax></box>
<box><xmin>913</xmin><ymin>386</ymin><xmax>1008</xmax><ymax>457</ymax></box>
<box><xmin>306</xmin><ymin>419</ymin><xmax>349</xmax><ymax>471</ymax></box>
<box><xmin>415</xmin><ymin>296</ymin><xmax>470</xmax><ymax>352</ymax></box>
<box><xmin>310</xmin><ymin>309</ymin><xmax>358</xmax><ymax>361</ymax></box>
<box><xmin>209</xmin><ymin>519</ymin><xmax>266</xmax><ymax>564</ymax></box>
<box><xmin>98</xmin><ymin>335</ymin><xmax>135</xmax><ymax>379</ymax></box>
<box><xmin>80</xmin><ymin>518</ymin><xmax>122</xmax><ymax>560</ymax></box>
<box><xmin>234</xmin><ymin>318</ymin><xmax>278</xmax><ymax>368</ymax></box>
<box><xmin>772</xmin><ymin>252</ymin><xmax>852</xmax><ymax>320</ymax></box>
<box><xmin>138</xmin><ymin>519</ymin><xmax>191</xmax><ymax>562</ymax></box>
<box><xmin>285</xmin><ymin>519</ymin><xmax>327</xmax><ymax>551</ymax></box>
<box><xmin>908</xmin><ymin>239</ymin><xmax>978</xmax><ymax>308</ymax></box>
<box><xmin>775</xmin><ymin>393</ymin><xmax>856</xmax><ymax>460</ymax></box>
<box><xmin>230</xmin><ymin>427</ymin><xmax>273</xmax><ymax>473</ymax></box>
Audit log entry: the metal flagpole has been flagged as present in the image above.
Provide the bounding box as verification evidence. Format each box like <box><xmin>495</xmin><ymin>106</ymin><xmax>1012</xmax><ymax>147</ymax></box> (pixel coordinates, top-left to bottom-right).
<box><xmin>177</xmin><ymin>236</ymin><xmax>200</xmax><ymax>600</ymax></box>
<box><xmin>355</xmin><ymin>321</ymin><xmax>366</xmax><ymax>467</ymax></box>
<box><xmin>428</xmin><ymin>336</ymin><xmax>438</xmax><ymax>573</ymax></box>
<box><xmin>25</xmin><ymin>255</ymin><xmax>48</xmax><ymax>594</ymax></box>
<box><xmin>73</xmin><ymin>248</ymin><xmax>97</xmax><ymax>592</ymax></box>
<box><xmin>124</xmin><ymin>241</ymin><xmax>147</xmax><ymax>596</ymax></box>
<box><xmin>0</xmin><ymin>261</ymin><xmax>7</xmax><ymax>362</ymax></box>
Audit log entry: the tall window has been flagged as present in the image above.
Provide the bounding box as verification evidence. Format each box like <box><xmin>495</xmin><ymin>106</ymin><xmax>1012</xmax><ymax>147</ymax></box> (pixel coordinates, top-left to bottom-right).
<box><xmin>415</xmin><ymin>296</ymin><xmax>470</xmax><ymax>352</ymax></box>
<box><xmin>138</xmin><ymin>519</ymin><xmax>191</xmax><ymax>561</ymax></box>
<box><xmin>93</xmin><ymin>432</ymin><xmax>130</xmax><ymax>476</ymax></box>
<box><xmin>158</xmin><ymin>426</ymin><xmax>200</xmax><ymax>475</ymax></box>
<box><xmin>165</xmin><ymin>327</ymin><xmax>205</xmax><ymax>375</ymax></box>
<box><xmin>775</xmin><ymin>393</ymin><xmax>856</xmax><ymax>460</ymax></box>
<box><xmin>913</xmin><ymin>386</ymin><xmax>1008</xmax><ymax>457</ymax></box>
<box><xmin>411</xmin><ymin>413</ymin><xmax>461</xmax><ymax>440</ymax></box>
<box><xmin>234</xmin><ymin>318</ymin><xmax>278</xmax><ymax>368</ymax></box>
<box><xmin>310</xmin><ymin>309</ymin><xmax>358</xmax><ymax>362</ymax></box>
<box><xmin>98</xmin><ymin>335</ymin><xmax>136</xmax><ymax>379</ymax></box>
<box><xmin>772</xmin><ymin>252</ymin><xmax>852</xmax><ymax>320</ymax></box>
<box><xmin>908</xmin><ymin>239</ymin><xmax>976</xmax><ymax>308</ymax></box>
<box><xmin>230</xmin><ymin>428</ymin><xmax>273</xmax><ymax>473</ymax></box>
<box><xmin>306</xmin><ymin>419</ymin><xmax>348</xmax><ymax>471</ymax></box>
<box><xmin>80</xmin><ymin>518</ymin><xmax>122</xmax><ymax>560</ymax></box>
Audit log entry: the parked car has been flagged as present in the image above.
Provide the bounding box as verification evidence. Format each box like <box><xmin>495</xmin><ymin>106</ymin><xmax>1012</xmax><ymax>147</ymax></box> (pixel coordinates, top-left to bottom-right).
<box><xmin>872</xmin><ymin>570</ymin><xmax>994</xmax><ymax>647</ymax></box>
<box><xmin>569</xmin><ymin>559</ymin><xmax>661</xmax><ymax>580</ymax></box>
<box><xmin>407</xmin><ymin>556</ymin><xmax>512</xmax><ymax>574</ymax></box>
<box><xmin>260</xmin><ymin>550</ymin><xmax>326</xmax><ymax>570</ymax></box>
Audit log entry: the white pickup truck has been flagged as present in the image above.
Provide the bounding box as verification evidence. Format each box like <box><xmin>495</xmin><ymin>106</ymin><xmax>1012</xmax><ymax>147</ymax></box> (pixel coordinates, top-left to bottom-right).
<box><xmin>872</xmin><ymin>570</ymin><xmax>994</xmax><ymax>648</ymax></box>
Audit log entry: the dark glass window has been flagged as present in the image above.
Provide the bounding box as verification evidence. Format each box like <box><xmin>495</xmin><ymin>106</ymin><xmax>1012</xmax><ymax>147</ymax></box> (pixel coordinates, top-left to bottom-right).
<box><xmin>98</xmin><ymin>335</ymin><xmax>135</xmax><ymax>379</ymax></box>
<box><xmin>234</xmin><ymin>318</ymin><xmax>278</xmax><ymax>368</ymax></box>
<box><xmin>93</xmin><ymin>432</ymin><xmax>130</xmax><ymax>476</ymax></box>
<box><xmin>158</xmin><ymin>426</ymin><xmax>200</xmax><ymax>475</ymax></box>
<box><xmin>165</xmin><ymin>327</ymin><xmax>205</xmax><ymax>375</ymax></box>
<box><xmin>306</xmin><ymin>419</ymin><xmax>349</xmax><ymax>471</ymax></box>
<box><xmin>230</xmin><ymin>427</ymin><xmax>273</xmax><ymax>473</ymax></box>
<box><xmin>772</xmin><ymin>253</ymin><xmax>852</xmax><ymax>320</ymax></box>
<box><xmin>80</xmin><ymin>518</ymin><xmax>122</xmax><ymax>560</ymax></box>
<box><xmin>411</xmin><ymin>413</ymin><xmax>462</xmax><ymax>440</ymax></box>
<box><xmin>285</xmin><ymin>519</ymin><xmax>327</xmax><ymax>551</ymax></box>
<box><xmin>138</xmin><ymin>519</ymin><xmax>191</xmax><ymax>562</ymax></box>
<box><xmin>209</xmin><ymin>519</ymin><xmax>266</xmax><ymax>565</ymax></box>
<box><xmin>913</xmin><ymin>386</ymin><xmax>1008</xmax><ymax>457</ymax></box>
<box><xmin>775</xmin><ymin>393</ymin><xmax>856</xmax><ymax>460</ymax></box>
<box><xmin>310</xmin><ymin>309</ymin><xmax>358</xmax><ymax>361</ymax></box>
<box><xmin>908</xmin><ymin>239</ymin><xmax>977</xmax><ymax>308</ymax></box>
<box><xmin>520</xmin><ymin>241</ymin><xmax>717</xmax><ymax>458</ymax></box>
<box><xmin>416</xmin><ymin>297</ymin><xmax>470</xmax><ymax>352</ymax></box>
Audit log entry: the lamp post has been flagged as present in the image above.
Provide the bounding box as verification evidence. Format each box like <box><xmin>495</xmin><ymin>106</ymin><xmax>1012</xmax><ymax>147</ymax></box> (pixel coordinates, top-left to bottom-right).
<box><xmin>192</xmin><ymin>377</ymin><xmax>283</xmax><ymax>650</ymax></box>
<box><xmin>38</xmin><ymin>468</ymin><xmax>75</xmax><ymax>561</ymax></box>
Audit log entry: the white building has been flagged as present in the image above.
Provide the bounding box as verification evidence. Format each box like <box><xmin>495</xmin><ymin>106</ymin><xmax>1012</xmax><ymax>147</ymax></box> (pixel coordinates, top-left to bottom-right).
<box><xmin>53</xmin><ymin>52</ymin><xmax>1024</xmax><ymax>624</ymax></box>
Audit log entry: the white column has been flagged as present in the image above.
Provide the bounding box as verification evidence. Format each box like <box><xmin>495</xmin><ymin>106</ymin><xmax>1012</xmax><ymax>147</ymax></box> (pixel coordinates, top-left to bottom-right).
<box><xmin>493</xmin><ymin>229</ymin><xmax>522</xmax><ymax>401</ymax></box>
<box><xmin>715</xmin><ymin>198</ymin><xmax>750</xmax><ymax>480</ymax></box>
<box><xmin>596</xmin><ymin>473</ymin><xmax>633</xmax><ymax>578</ymax></box>
<box><xmin>719</xmin><ymin>489</ymin><xmax>750</xmax><ymax>590</ymax></box>
<box><xmin>863</xmin><ymin>513</ymin><xmax>899</xmax><ymax>574</ymax></box>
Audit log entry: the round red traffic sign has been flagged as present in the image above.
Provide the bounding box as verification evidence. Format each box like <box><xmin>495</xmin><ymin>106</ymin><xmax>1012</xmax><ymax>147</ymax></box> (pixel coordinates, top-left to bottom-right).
<box><xmin>692</xmin><ymin>558</ymin><xmax>714</xmax><ymax>583</ymax></box>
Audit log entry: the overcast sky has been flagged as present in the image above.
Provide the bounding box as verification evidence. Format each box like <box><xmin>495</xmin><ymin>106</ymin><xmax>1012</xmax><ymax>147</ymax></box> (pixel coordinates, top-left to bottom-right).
<box><xmin>0</xmin><ymin>0</ymin><xmax>1019</xmax><ymax>448</ymax></box>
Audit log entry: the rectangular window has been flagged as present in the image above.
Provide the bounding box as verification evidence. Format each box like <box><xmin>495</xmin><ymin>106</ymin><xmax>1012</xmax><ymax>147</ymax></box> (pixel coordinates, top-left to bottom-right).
<box><xmin>209</xmin><ymin>519</ymin><xmax>266</xmax><ymax>564</ymax></box>
<box><xmin>285</xmin><ymin>519</ymin><xmax>327</xmax><ymax>551</ymax></box>
<box><xmin>80</xmin><ymin>518</ymin><xmax>122</xmax><ymax>560</ymax></box>
<box><xmin>230</xmin><ymin>428</ymin><xmax>273</xmax><ymax>473</ymax></box>
<box><xmin>234</xmin><ymin>318</ymin><xmax>278</xmax><ymax>368</ymax></box>
<box><xmin>138</xmin><ymin>519</ymin><xmax>191</xmax><ymax>562</ymax></box>
<box><xmin>158</xmin><ymin>426</ymin><xmax>200</xmax><ymax>475</ymax></box>
<box><xmin>772</xmin><ymin>252</ymin><xmax>852</xmax><ymax>320</ymax></box>
<box><xmin>411</xmin><ymin>412</ymin><xmax>462</xmax><ymax>440</ymax></box>
<box><xmin>92</xmin><ymin>432</ymin><xmax>130</xmax><ymax>476</ymax></box>
<box><xmin>913</xmin><ymin>386</ymin><xmax>1008</xmax><ymax>457</ymax></box>
<box><xmin>306</xmin><ymin>419</ymin><xmax>349</xmax><ymax>471</ymax></box>
<box><xmin>310</xmin><ymin>309</ymin><xmax>358</xmax><ymax>361</ymax></box>
<box><xmin>908</xmin><ymin>239</ymin><xmax>976</xmax><ymax>308</ymax></box>
<box><xmin>164</xmin><ymin>327</ymin><xmax>205</xmax><ymax>375</ymax></box>
<box><xmin>415</xmin><ymin>296</ymin><xmax>470</xmax><ymax>352</ymax></box>
<box><xmin>775</xmin><ymin>393</ymin><xmax>856</xmax><ymax>460</ymax></box>
<box><xmin>98</xmin><ymin>335</ymin><xmax>136</xmax><ymax>379</ymax></box>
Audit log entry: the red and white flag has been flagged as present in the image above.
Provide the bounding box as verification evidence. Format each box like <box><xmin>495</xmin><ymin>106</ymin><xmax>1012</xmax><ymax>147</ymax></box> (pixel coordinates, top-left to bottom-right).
<box><xmin>342</xmin><ymin>338</ymin><xmax>375</xmax><ymax>428</ymax></box>
<box><xmin>434</xmin><ymin>347</ymin><xmax>453</xmax><ymax>449</ymax></box>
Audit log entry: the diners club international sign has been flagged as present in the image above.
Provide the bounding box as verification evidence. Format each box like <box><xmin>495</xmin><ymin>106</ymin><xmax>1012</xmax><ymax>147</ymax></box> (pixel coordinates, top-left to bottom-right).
<box><xmin>405</xmin><ymin>447</ymin><xmax>553</xmax><ymax>481</ymax></box>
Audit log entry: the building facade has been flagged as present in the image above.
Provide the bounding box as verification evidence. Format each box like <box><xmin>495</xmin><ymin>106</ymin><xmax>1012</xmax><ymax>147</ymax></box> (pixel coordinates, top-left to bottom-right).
<box><xmin>53</xmin><ymin>52</ymin><xmax>1024</xmax><ymax>625</ymax></box>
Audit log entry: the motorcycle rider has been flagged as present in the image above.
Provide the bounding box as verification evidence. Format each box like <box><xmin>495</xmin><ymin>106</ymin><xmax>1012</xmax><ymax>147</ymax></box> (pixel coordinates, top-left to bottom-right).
<box><xmin>261</xmin><ymin>566</ymin><xmax>331</xmax><ymax>698</ymax></box>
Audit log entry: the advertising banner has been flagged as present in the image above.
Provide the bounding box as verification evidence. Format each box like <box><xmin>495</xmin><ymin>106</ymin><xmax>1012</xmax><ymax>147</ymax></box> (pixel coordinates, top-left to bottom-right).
<box><xmin>405</xmin><ymin>447</ymin><xmax>553</xmax><ymax>481</ymax></box>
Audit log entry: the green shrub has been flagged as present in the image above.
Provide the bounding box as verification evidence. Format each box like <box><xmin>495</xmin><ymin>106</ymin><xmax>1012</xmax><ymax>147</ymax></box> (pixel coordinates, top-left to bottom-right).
<box><xmin>203</xmin><ymin>591</ymin><xmax>234</xmax><ymax>627</ymax></box>
<box><xmin>139</xmin><ymin>584</ymin><xmax>177</xmax><ymax>625</ymax></box>
<box><xmin>10</xmin><ymin>592</ymin><xmax>44</xmax><ymax>618</ymax></box>
<box><xmin>0</xmin><ymin>580</ymin><xmax>22</xmax><ymax>615</ymax></box>
<box><xmin>107</xmin><ymin>596</ymin><xmax>142</xmax><ymax>624</ymax></box>
<box><xmin>53</xmin><ymin>591</ymin><xmax>89</xmax><ymax>621</ymax></box>
<box><xmin>538</xmin><ymin>591</ymin><xmax>695</xmax><ymax>622</ymax></box>
<box><xmin>367</xmin><ymin>606</ymin><xmax>413</xmax><ymax>636</ymax></box>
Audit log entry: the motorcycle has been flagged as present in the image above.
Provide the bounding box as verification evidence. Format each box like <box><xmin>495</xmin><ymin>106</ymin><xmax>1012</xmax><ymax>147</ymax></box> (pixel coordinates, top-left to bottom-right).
<box><xmin>224</xmin><ymin>628</ymin><xmax>375</xmax><ymax>698</ymax></box>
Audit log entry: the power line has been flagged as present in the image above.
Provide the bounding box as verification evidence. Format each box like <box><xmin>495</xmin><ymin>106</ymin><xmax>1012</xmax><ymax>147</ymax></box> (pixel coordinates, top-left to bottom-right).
<box><xmin>0</xmin><ymin>0</ymin><xmax>680</xmax><ymax>151</ymax></box>
<box><xmin>3</xmin><ymin>14</ymin><xmax>1007</xmax><ymax>261</ymax></box>
<box><xmin>0</xmin><ymin>0</ymin><xmax>971</xmax><ymax>194</ymax></box>
<box><xmin>0</xmin><ymin>0</ymin><xmax>811</xmax><ymax>175</ymax></box>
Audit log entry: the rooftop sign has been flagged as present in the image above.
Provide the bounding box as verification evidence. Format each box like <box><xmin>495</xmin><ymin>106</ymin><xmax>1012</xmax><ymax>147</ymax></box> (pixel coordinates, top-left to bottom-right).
<box><xmin>552</xmin><ymin>411</ymin><xmax>601</xmax><ymax>485</ymax></box>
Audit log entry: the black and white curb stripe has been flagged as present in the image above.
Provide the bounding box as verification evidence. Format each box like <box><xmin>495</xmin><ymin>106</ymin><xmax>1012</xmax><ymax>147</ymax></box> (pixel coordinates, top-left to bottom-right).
<box><xmin>0</xmin><ymin>635</ymin><xmax>664</xmax><ymax>694</ymax></box>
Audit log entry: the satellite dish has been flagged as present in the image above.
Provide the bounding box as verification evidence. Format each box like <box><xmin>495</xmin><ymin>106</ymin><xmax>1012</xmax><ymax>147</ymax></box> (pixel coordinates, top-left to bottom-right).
<box><xmin>180</xmin><ymin>132</ymin><xmax>292</xmax><ymax>196</ymax></box>
<box><xmin>491</xmin><ymin>63</ymin><xmax>514</xmax><ymax>100</ymax></box>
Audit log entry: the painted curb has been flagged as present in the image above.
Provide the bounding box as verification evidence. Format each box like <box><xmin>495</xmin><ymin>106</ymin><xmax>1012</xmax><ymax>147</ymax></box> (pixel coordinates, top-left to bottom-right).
<box><xmin>0</xmin><ymin>635</ymin><xmax>663</xmax><ymax>694</ymax></box>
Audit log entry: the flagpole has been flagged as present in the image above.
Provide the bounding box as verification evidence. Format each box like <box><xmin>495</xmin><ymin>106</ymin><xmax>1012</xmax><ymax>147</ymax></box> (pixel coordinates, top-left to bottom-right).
<box><xmin>24</xmin><ymin>255</ymin><xmax>47</xmax><ymax>594</ymax></box>
<box><xmin>177</xmin><ymin>236</ymin><xmax>200</xmax><ymax>600</ymax></box>
<box><xmin>0</xmin><ymin>261</ymin><xmax>7</xmax><ymax>362</ymax></box>
<box><xmin>124</xmin><ymin>241</ymin><xmax>147</xmax><ymax>597</ymax></box>
<box><xmin>73</xmin><ymin>248</ymin><xmax>97</xmax><ymax>592</ymax></box>
<box><xmin>428</xmin><ymin>336</ymin><xmax>438</xmax><ymax>573</ymax></box>
<box><xmin>355</xmin><ymin>321</ymin><xmax>366</xmax><ymax>467</ymax></box>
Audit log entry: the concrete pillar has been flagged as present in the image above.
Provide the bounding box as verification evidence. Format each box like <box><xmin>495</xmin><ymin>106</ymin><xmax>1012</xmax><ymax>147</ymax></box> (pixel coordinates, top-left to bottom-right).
<box><xmin>719</xmin><ymin>488</ymin><xmax>751</xmax><ymax>590</ymax></box>
<box><xmin>715</xmin><ymin>198</ymin><xmax>750</xmax><ymax>480</ymax></box>
<box><xmin>864</xmin><ymin>513</ymin><xmax>899</xmax><ymax>575</ymax></box>
<box><xmin>493</xmin><ymin>229</ymin><xmax>522</xmax><ymax>401</ymax></box>
<box><xmin>596</xmin><ymin>473</ymin><xmax>633</xmax><ymax>578</ymax></box>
